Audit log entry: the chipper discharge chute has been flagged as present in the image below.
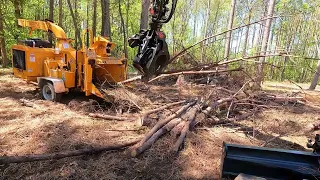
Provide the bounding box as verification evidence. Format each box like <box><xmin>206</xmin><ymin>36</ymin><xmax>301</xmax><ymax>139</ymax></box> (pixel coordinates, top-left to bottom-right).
<box><xmin>12</xmin><ymin>19</ymin><xmax>127</xmax><ymax>101</ymax></box>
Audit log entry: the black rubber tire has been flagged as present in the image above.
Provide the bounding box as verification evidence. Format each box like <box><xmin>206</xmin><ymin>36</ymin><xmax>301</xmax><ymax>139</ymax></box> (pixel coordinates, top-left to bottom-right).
<box><xmin>40</xmin><ymin>82</ymin><xmax>63</xmax><ymax>102</ymax></box>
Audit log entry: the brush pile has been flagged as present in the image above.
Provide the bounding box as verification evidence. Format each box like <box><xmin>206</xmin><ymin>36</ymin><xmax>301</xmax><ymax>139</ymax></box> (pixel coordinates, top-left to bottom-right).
<box><xmin>90</xmin><ymin>65</ymin><xmax>306</xmax><ymax>156</ymax></box>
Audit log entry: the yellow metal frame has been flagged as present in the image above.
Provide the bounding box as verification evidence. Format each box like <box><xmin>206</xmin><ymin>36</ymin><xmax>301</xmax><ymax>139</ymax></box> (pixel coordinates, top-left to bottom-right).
<box><xmin>12</xmin><ymin>19</ymin><xmax>128</xmax><ymax>99</ymax></box>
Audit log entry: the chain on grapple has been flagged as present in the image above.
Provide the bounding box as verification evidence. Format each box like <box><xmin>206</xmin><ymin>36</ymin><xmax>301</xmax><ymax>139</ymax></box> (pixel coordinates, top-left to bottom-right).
<box><xmin>128</xmin><ymin>0</ymin><xmax>178</xmax><ymax>80</ymax></box>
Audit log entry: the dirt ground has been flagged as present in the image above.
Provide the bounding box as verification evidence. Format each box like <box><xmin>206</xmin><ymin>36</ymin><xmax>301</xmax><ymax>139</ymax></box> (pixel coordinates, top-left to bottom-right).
<box><xmin>0</xmin><ymin>68</ymin><xmax>320</xmax><ymax>180</ymax></box>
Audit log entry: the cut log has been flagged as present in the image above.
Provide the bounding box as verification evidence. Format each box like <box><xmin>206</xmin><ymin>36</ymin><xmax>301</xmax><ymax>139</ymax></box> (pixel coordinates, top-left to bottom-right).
<box><xmin>136</xmin><ymin>101</ymin><xmax>196</xmax><ymax>146</ymax></box>
<box><xmin>131</xmin><ymin>118</ymin><xmax>182</xmax><ymax>157</ymax></box>
<box><xmin>203</xmin><ymin>97</ymin><xmax>234</xmax><ymax>115</ymax></box>
<box><xmin>138</xmin><ymin>100</ymin><xmax>187</xmax><ymax>126</ymax></box>
<box><xmin>170</xmin><ymin>121</ymin><xmax>186</xmax><ymax>137</ymax></box>
<box><xmin>0</xmin><ymin>139</ymin><xmax>140</xmax><ymax>164</ymax></box>
<box><xmin>164</xmin><ymin>118</ymin><xmax>182</xmax><ymax>131</ymax></box>
<box><xmin>89</xmin><ymin>113</ymin><xmax>133</xmax><ymax>121</ymax></box>
<box><xmin>172</xmin><ymin>107</ymin><xmax>198</xmax><ymax>153</ymax></box>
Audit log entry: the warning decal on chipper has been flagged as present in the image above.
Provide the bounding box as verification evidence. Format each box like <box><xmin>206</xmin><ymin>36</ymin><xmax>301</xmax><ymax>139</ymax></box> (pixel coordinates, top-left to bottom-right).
<box><xmin>30</xmin><ymin>53</ymin><xmax>35</xmax><ymax>62</ymax></box>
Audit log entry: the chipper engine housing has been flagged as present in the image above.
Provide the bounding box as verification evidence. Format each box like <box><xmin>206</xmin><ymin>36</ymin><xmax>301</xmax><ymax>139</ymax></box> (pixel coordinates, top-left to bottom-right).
<box><xmin>12</xmin><ymin>19</ymin><xmax>127</xmax><ymax>101</ymax></box>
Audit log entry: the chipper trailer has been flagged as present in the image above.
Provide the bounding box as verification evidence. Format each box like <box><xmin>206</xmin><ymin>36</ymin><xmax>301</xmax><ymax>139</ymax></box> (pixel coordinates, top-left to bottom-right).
<box><xmin>12</xmin><ymin>0</ymin><xmax>179</xmax><ymax>101</ymax></box>
<box><xmin>12</xmin><ymin>19</ymin><xmax>127</xmax><ymax>101</ymax></box>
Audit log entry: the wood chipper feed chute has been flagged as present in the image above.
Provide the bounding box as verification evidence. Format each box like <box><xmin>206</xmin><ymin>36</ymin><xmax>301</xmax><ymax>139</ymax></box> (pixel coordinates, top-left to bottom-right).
<box><xmin>81</xmin><ymin>29</ymin><xmax>128</xmax><ymax>99</ymax></box>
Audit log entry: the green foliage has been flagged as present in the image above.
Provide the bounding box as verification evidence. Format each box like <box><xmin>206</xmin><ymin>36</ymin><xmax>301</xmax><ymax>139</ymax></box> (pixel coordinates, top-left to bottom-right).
<box><xmin>0</xmin><ymin>0</ymin><xmax>320</xmax><ymax>83</ymax></box>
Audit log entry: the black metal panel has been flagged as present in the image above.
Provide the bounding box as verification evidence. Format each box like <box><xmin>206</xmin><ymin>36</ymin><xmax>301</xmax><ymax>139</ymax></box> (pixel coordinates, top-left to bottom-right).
<box><xmin>13</xmin><ymin>49</ymin><xmax>26</xmax><ymax>70</ymax></box>
<box><xmin>221</xmin><ymin>142</ymin><xmax>320</xmax><ymax>180</ymax></box>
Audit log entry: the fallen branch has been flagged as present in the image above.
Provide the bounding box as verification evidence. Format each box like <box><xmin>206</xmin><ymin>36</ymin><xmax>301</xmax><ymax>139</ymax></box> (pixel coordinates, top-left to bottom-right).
<box><xmin>0</xmin><ymin>139</ymin><xmax>140</xmax><ymax>164</ymax></box>
<box><xmin>138</xmin><ymin>100</ymin><xmax>187</xmax><ymax>126</ymax></box>
<box><xmin>164</xmin><ymin>53</ymin><xmax>288</xmax><ymax>74</ymax></box>
<box><xmin>258</xmin><ymin>95</ymin><xmax>305</xmax><ymax>103</ymax></box>
<box><xmin>136</xmin><ymin>101</ymin><xmax>197</xmax><ymax>146</ymax></box>
<box><xmin>167</xmin><ymin>16</ymin><xmax>280</xmax><ymax>64</ymax></box>
<box><xmin>131</xmin><ymin>118</ymin><xmax>182</xmax><ymax>157</ymax></box>
<box><xmin>117</xmin><ymin>76</ymin><xmax>142</xmax><ymax>85</ymax></box>
<box><xmin>149</xmin><ymin>68</ymin><xmax>242</xmax><ymax>83</ymax></box>
<box><xmin>89</xmin><ymin>113</ymin><xmax>134</xmax><ymax>121</ymax></box>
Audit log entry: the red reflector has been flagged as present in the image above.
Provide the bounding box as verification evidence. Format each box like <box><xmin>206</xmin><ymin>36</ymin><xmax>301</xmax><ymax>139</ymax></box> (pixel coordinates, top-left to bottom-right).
<box><xmin>150</xmin><ymin>8</ymin><xmax>155</xmax><ymax>15</ymax></box>
<box><xmin>158</xmin><ymin>32</ymin><xmax>165</xmax><ymax>39</ymax></box>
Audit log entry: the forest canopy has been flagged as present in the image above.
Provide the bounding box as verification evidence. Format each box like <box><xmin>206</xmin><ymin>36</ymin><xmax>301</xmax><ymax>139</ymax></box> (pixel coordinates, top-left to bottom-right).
<box><xmin>0</xmin><ymin>0</ymin><xmax>320</xmax><ymax>86</ymax></box>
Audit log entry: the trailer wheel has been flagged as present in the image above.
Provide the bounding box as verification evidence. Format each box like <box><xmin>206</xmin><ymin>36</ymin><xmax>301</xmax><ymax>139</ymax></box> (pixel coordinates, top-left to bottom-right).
<box><xmin>40</xmin><ymin>82</ymin><xmax>63</xmax><ymax>102</ymax></box>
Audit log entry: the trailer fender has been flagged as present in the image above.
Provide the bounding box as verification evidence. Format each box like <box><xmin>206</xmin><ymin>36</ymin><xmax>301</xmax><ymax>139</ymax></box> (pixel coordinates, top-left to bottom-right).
<box><xmin>37</xmin><ymin>77</ymin><xmax>66</xmax><ymax>93</ymax></box>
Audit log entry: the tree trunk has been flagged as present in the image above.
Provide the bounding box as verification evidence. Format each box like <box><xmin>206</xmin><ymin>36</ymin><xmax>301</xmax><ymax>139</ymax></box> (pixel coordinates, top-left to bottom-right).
<box><xmin>140</xmin><ymin>0</ymin><xmax>150</xmax><ymax>30</ymax></box>
<box><xmin>92</xmin><ymin>0</ymin><xmax>97</xmax><ymax>37</ymax></box>
<box><xmin>48</xmin><ymin>0</ymin><xmax>54</xmax><ymax>44</ymax></box>
<box><xmin>59</xmin><ymin>0</ymin><xmax>63</xmax><ymax>28</ymax></box>
<box><xmin>101</xmin><ymin>0</ymin><xmax>112</xmax><ymax>40</ymax></box>
<box><xmin>74</xmin><ymin>0</ymin><xmax>79</xmax><ymax>48</ymax></box>
<box><xmin>224</xmin><ymin>0</ymin><xmax>236</xmax><ymax>61</ymax></box>
<box><xmin>0</xmin><ymin>3</ymin><xmax>7</xmax><ymax>66</ymax></box>
<box><xmin>118</xmin><ymin>0</ymin><xmax>128</xmax><ymax>58</ymax></box>
<box><xmin>309</xmin><ymin>44</ymin><xmax>320</xmax><ymax>90</ymax></box>
<box><xmin>67</xmin><ymin>0</ymin><xmax>81</xmax><ymax>49</ymax></box>
<box><xmin>13</xmin><ymin>0</ymin><xmax>22</xmax><ymax>19</ymax></box>
<box><xmin>171</xmin><ymin>13</ymin><xmax>176</xmax><ymax>54</ymax></box>
<box><xmin>257</xmin><ymin>0</ymin><xmax>276</xmax><ymax>85</ymax></box>
<box><xmin>201</xmin><ymin>0</ymin><xmax>211</xmax><ymax>63</ymax></box>
<box><xmin>242</xmin><ymin>10</ymin><xmax>252</xmax><ymax>58</ymax></box>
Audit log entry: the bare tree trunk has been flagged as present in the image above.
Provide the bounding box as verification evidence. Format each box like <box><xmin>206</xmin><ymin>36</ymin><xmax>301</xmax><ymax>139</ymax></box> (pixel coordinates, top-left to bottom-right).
<box><xmin>101</xmin><ymin>0</ymin><xmax>112</xmax><ymax>40</ymax></box>
<box><xmin>48</xmin><ymin>0</ymin><xmax>54</xmax><ymax>44</ymax></box>
<box><xmin>242</xmin><ymin>10</ymin><xmax>252</xmax><ymax>57</ymax></box>
<box><xmin>209</xmin><ymin>1</ymin><xmax>220</xmax><ymax>44</ymax></box>
<box><xmin>92</xmin><ymin>0</ymin><xmax>97</xmax><ymax>37</ymax></box>
<box><xmin>201</xmin><ymin>0</ymin><xmax>211</xmax><ymax>63</ymax></box>
<box><xmin>236</xmin><ymin>28</ymin><xmax>242</xmax><ymax>54</ymax></box>
<box><xmin>118</xmin><ymin>0</ymin><xmax>128</xmax><ymax>58</ymax></box>
<box><xmin>172</xmin><ymin>14</ymin><xmax>175</xmax><ymax>54</ymax></box>
<box><xmin>67</xmin><ymin>0</ymin><xmax>81</xmax><ymax>49</ymax></box>
<box><xmin>193</xmin><ymin>14</ymin><xmax>197</xmax><ymax>38</ymax></box>
<box><xmin>0</xmin><ymin>3</ymin><xmax>7</xmax><ymax>66</ymax></box>
<box><xmin>224</xmin><ymin>0</ymin><xmax>236</xmax><ymax>61</ymax></box>
<box><xmin>140</xmin><ymin>0</ymin><xmax>150</xmax><ymax>30</ymax></box>
<box><xmin>74</xmin><ymin>0</ymin><xmax>79</xmax><ymax>48</ymax></box>
<box><xmin>13</xmin><ymin>0</ymin><xmax>22</xmax><ymax>19</ymax></box>
<box><xmin>59</xmin><ymin>0</ymin><xmax>63</xmax><ymax>28</ymax></box>
<box><xmin>257</xmin><ymin>0</ymin><xmax>276</xmax><ymax>85</ymax></box>
<box><xmin>310</xmin><ymin>43</ymin><xmax>320</xmax><ymax>90</ymax></box>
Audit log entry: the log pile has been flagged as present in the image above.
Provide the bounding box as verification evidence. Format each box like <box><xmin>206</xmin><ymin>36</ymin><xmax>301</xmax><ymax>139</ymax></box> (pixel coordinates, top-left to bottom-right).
<box><xmin>125</xmin><ymin>87</ymin><xmax>306</xmax><ymax>156</ymax></box>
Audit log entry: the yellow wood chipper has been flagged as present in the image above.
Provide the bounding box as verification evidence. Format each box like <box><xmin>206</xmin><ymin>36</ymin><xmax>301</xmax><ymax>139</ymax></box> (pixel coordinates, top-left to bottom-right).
<box><xmin>12</xmin><ymin>19</ymin><xmax>127</xmax><ymax>101</ymax></box>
